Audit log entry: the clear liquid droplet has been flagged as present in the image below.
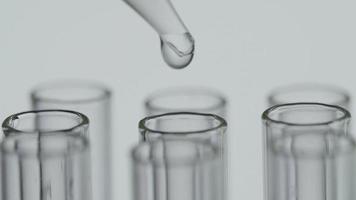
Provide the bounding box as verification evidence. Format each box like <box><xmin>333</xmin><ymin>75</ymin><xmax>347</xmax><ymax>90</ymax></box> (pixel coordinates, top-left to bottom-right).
<box><xmin>160</xmin><ymin>33</ymin><xmax>195</xmax><ymax>69</ymax></box>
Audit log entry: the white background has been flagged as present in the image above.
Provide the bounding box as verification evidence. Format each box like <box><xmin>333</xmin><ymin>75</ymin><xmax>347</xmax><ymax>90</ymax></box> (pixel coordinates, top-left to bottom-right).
<box><xmin>1</xmin><ymin>0</ymin><xmax>356</xmax><ymax>200</ymax></box>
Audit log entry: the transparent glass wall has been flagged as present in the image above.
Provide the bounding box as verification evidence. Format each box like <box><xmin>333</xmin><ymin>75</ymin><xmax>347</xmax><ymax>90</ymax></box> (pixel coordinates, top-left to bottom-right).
<box><xmin>1</xmin><ymin>110</ymin><xmax>91</xmax><ymax>200</ymax></box>
<box><xmin>262</xmin><ymin>103</ymin><xmax>351</xmax><ymax>200</ymax></box>
<box><xmin>31</xmin><ymin>80</ymin><xmax>112</xmax><ymax>200</ymax></box>
<box><xmin>132</xmin><ymin>140</ymin><xmax>220</xmax><ymax>200</ymax></box>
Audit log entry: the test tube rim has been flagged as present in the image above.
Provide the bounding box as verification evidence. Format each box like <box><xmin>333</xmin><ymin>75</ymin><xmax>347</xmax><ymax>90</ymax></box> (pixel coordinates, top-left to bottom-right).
<box><xmin>267</xmin><ymin>83</ymin><xmax>350</xmax><ymax>107</ymax></box>
<box><xmin>2</xmin><ymin>109</ymin><xmax>89</xmax><ymax>135</ymax></box>
<box><xmin>139</xmin><ymin>111</ymin><xmax>227</xmax><ymax>135</ymax></box>
<box><xmin>262</xmin><ymin>102</ymin><xmax>351</xmax><ymax>126</ymax></box>
<box><xmin>31</xmin><ymin>79</ymin><xmax>112</xmax><ymax>104</ymax></box>
<box><xmin>144</xmin><ymin>86</ymin><xmax>227</xmax><ymax>114</ymax></box>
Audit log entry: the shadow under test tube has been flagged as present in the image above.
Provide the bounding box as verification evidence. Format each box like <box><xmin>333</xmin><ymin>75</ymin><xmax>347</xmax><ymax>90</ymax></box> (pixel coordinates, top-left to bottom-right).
<box><xmin>31</xmin><ymin>80</ymin><xmax>112</xmax><ymax>200</ymax></box>
<box><xmin>145</xmin><ymin>87</ymin><xmax>228</xmax><ymax>117</ymax></box>
<box><xmin>267</xmin><ymin>83</ymin><xmax>351</xmax><ymax>109</ymax></box>
<box><xmin>132</xmin><ymin>140</ymin><xmax>221</xmax><ymax>200</ymax></box>
<box><xmin>262</xmin><ymin>103</ymin><xmax>351</xmax><ymax>200</ymax></box>
<box><xmin>1</xmin><ymin>110</ymin><xmax>91</xmax><ymax>200</ymax></box>
<box><xmin>139</xmin><ymin>112</ymin><xmax>227</xmax><ymax>200</ymax></box>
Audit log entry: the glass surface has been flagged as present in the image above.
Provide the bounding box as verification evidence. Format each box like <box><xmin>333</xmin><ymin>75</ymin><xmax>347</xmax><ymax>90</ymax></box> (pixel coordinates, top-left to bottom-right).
<box><xmin>267</xmin><ymin>83</ymin><xmax>351</xmax><ymax>109</ymax></box>
<box><xmin>271</xmin><ymin>132</ymin><xmax>356</xmax><ymax>200</ymax></box>
<box><xmin>1</xmin><ymin>110</ymin><xmax>91</xmax><ymax>200</ymax></box>
<box><xmin>132</xmin><ymin>140</ymin><xmax>220</xmax><ymax>200</ymax></box>
<box><xmin>144</xmin><ymin>87</ymin><xmax>228</xmax><ymax>199</ymax></box>
<box><xmin>262</xmin><ymin>103</ymin><xmax>351</xmax><ymax>200</ymax></box>
<box><xmin>31</xmin><ymin>80</ymin><xmax>112</xmax><ymax>200</ymax></box>
<box><xmin>145</xmin><ymin>87</ymin><xmax>227</xmax><ymax>117</ymax></box>
<box><xmin>139</xmin><ymin>112</ymin><xmax>227</xmax><ymax>200</ymax></box>
<box><xmin>123</xmin><ymin>0</ymin><xmax>194</xmax><ymax>69</ymax></box>
<box><xmin>2</xmin><ymin>110</ymin><xmax>89</xmax><ymax>137</ymax></box>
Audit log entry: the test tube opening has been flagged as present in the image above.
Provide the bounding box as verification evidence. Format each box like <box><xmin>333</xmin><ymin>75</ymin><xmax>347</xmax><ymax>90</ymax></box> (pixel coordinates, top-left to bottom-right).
<box><xmin>139</xmin><ymin>112</ymin><xmax>227</xmax><ymax>136</ymax></box>
<box><xmin>262</xmin><ymin>103</ymin><xmax>350</xmax><ymax>126</ymax></box>
<box><xmin>31</xmin><ymin>80</ymin><xmax>111</xmax><ymax>104</ymax></box>
<box><xmin>145</xmin><ymin>87</ymin><xmax>227</xmax><ymax>116</ymax></box>
<box><xmin>2</xmin><ymin>110</ymin><xmax>89</xmax><ymax>135</ymax></box>
<box><xmin>268</xmin><ymin>83</ymin><xmax>351</xmax><ymax>109</ymax></box>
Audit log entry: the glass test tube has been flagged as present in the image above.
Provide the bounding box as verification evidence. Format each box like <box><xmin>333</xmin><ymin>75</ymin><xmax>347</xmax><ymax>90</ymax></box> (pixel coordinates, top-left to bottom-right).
<box><xmin>132</xmin><ymin>140</ymin><xmax>220</xmax><ymax>200</ymax></box>
<box><xmin>267</xmin><ymin>83</ymin><xmax>351</xmax><ymax>109</ymax></box>
<box><xmin>1</xmin><ymin>110</ymin><xmax>91</xmax><ymax>200</ymax></box>
<box><xmin>270</xmin><ymin>131</ymin><xmax>356</xmax><ymax>200</ymax></box>
<box><xmin>144</xmin><ymin>87</ymin><xmax>228</xmax><ymax>200</ymax></box>
<box><xmin>144</xmin><ymin>87</ymin><xmax>227</xmax><ymax>117</ymax></box>
<box><xmin>262</xmin><ymin>103</ymin><xmax>351</xmax><ymax>200</ymax></box>
<box><xmin>139</xmin><ymin>112</ymin><xmax>227</xmax><ymax>200</ymax></box>
<box><xmin>31</xmin><ymin>80</ymin><xmax>112</xmax><ymax>200</ymax></box>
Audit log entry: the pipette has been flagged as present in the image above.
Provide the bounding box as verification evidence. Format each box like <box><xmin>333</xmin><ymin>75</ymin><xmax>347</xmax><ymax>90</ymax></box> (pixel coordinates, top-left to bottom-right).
<box><xmin>123</xmin><ymin>0</ymin><xmax>195</xmax><ymax>69</ymax></box>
